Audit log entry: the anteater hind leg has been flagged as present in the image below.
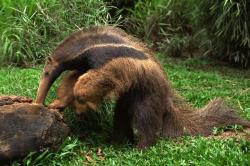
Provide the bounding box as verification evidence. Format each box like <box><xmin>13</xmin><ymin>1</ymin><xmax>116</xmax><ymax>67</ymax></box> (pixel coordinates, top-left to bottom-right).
<box><xmin>162</xmin><ymin>98</ymin><xmax>186</xmax><ymax>138</ymax></box>
<box><xmin>132</xmin><ymin>97</ymin><xmax>163</xmax><ymax>149</ymax></box>
<box><xmin>111</xmin><ymin>93</ymin><xmax>134</xmax><ymax>144</ymax></box>
<box><xmin>49</xmin><ymin>70</ymin><xmax>81</xmax><ymax>110</ymax></box>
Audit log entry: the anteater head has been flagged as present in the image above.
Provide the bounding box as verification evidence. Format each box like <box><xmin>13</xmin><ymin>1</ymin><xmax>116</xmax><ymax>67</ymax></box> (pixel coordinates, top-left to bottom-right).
<box><xmin>35</xmin><ymin>57</ymin><xmax>63</xmax><ymax>104</ymax></box>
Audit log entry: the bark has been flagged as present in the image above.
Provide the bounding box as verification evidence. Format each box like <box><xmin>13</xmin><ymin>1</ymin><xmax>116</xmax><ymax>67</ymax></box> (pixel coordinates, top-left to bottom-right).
<box><xmin>0</xmin><ymin>95</ymin><xmax>70</xmax><ymax>164</ymax></box>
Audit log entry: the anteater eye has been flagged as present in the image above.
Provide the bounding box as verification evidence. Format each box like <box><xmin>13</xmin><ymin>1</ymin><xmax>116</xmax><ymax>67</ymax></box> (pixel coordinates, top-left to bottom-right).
<box><xmin>44</xmin><ymin>71</ymin><xmax>49</xmax><ymax>76</ymax></box>
<box><xmin>76</xmin><ymin>96</ymin><xmax>86</xmax><ymax>103</ymax></box>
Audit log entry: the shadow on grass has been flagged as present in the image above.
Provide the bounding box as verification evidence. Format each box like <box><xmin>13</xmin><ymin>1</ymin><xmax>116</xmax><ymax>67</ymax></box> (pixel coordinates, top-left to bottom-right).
<box><xmin>62</xmin><ymin>101</ymin><xmax>134</xmax><ymax>149</ymax></box>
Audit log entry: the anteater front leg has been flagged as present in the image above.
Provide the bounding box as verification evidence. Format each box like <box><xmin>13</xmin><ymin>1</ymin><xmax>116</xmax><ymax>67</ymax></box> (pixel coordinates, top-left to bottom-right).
<box><xmin>48</xmin><ymin>70</ymin><xmax>81</xmax><ymax>110</ymax></box>
<box><xmin>111</xmin><ymin>93</ymin><xmax>134</xmax><ymax>144</ymax></box>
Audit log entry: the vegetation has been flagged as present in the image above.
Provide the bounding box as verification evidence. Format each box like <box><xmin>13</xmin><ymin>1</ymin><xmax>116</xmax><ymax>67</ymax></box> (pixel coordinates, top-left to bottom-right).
<box><xmin>0</xmin><ymin>56</ymin><xmax>249</xmax><ymax>165</ymax></box>
<box><xmin>123</xmin><ymin>0</ymin><xmax>250</xmax><ymax>66</ymax></box>
<box><xmin>0</xmin><ymin>0</ymin><xmax>250</xmax><ymax>164</ymax></box>
<box><xmin>124</xmin><ymin>0</ymin><xmax>200</xmax><ymax>57</ymax></box>
<box><xmin>198</xmin><ymin>0</ymin><xmax>250</xmax><ymax>66</ymax></box>
<box><xmin>1</xmin><ymin>0</ymin><xmax>250</xmax><ymax>66</ymax></box>
<box><xmin>0</xmin><ymin>0</ymin><xmax>118</xmax><ymax>66</ymax></box>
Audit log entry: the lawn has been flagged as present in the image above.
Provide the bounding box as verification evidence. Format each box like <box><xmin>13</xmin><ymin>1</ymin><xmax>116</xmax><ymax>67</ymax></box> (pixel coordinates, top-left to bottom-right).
<box><xmin>1</xmin><ymin>56</ymin><xmax>250</xmax><ymax>166</ymax></box>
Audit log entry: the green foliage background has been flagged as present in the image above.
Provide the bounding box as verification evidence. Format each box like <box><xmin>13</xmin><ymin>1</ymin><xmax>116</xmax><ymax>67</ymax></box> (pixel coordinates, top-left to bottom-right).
<box><xmin>0</xmin><ymin>0</ymin><xmax>250</xmax><ymax>66</ymax></box>
<box><xmin>0</xmin><ymin>0</ymin><xmax>118</xmax><ymax>66</ymax></box>
<box><xmin>198</xmin><ymin>0</ymin><xmax>250</xmax><ymax>66</ymax></box>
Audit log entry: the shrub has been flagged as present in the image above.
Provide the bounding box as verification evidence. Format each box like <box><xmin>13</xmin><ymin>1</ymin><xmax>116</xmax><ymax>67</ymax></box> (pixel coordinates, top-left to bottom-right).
<box><xmin>198</xmin><ymin>0</ymin><xmax>250</xmax><ymax>67</ymax></box>
<box><xmin>123</xmin><ymin>0</ymin><xmax>202</xmax><ymax>58</ymax></box>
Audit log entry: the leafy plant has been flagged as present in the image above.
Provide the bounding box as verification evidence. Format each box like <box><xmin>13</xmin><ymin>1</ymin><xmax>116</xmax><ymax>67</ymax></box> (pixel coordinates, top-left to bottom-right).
<box><xmin>124</xmin><ymin>0</ymin><xmax>203</xmax><ymax>58</ymax></box>
<box><xmin>198</xmin><ymin>0</ymin><xmax>250</xmax><ymax>67</ymax></box>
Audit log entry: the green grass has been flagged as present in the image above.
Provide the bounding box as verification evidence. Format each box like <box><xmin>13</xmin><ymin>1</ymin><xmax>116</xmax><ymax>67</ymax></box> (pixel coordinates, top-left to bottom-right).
<box><xmin>0</xmin><ymin>56</ymin><xmax>250</xmax><ymax>165</ymax></box>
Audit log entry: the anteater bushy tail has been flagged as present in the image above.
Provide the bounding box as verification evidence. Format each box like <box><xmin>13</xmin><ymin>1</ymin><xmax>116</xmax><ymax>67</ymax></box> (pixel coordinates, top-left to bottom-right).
<box><xmin>180</xmin><ymin>99</ymin><xmax>250</xmax><ymax>136</ymax></box>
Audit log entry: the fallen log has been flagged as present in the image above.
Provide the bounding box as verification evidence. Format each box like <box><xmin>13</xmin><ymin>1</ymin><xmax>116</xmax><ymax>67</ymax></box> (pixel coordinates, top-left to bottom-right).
<box><xmin>0</xmin><ymin>96</ymin><xmax>70</xmax><ymax>164</ymax></box>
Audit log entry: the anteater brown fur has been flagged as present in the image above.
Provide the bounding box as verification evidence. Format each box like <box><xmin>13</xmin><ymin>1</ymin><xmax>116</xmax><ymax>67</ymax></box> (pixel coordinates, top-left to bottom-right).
<box><xmin>35</xmin><ymin>26</ymin><xmax>250</xmax><ymax>149</ymax></box>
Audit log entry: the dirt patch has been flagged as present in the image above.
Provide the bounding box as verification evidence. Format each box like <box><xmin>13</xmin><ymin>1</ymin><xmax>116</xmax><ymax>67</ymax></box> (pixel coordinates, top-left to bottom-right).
<box><xmin>209</xmin><ymin>128</ymin><xmax>250</xmax><ymax>140</ymax></box>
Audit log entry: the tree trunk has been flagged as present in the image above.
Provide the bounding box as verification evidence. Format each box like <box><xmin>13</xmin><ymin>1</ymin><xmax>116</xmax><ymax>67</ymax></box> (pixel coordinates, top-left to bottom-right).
<box><xmin>0</xmin><ymin>96</ymin><xmax>70</xmax><ymax>164</ymax></box>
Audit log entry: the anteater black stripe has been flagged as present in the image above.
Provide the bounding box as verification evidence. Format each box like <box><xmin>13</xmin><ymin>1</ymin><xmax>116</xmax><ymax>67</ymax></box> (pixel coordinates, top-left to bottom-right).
<box><xmin>62</xmin><ymin>45</ymin><xmax>148</xmax><ymax>70</ymax></box>
<box><xmin>83</xmin><ymin>45</ymin><xmax>148</xmax><ymax>69</ymax></box>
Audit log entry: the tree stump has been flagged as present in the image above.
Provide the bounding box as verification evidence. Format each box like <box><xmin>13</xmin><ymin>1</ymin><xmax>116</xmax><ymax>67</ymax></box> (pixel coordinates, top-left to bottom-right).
<box><xmin>0</xmin><ymin>95</ymin><xmax>70</xmax><ymax>164</ymax></box>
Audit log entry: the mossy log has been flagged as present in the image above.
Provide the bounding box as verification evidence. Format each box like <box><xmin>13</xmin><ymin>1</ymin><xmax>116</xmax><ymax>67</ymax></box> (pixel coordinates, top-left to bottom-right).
<box><xmin>0</xmin><ymin>96</ymin><xmax>70</xmax><ymax>164</ymax></box>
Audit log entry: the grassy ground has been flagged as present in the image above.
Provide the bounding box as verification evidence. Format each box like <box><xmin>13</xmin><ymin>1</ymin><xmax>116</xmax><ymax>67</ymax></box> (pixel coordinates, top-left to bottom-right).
<box><xmin>0</xmin><ymin>56</ymin><xmax>250</xmax><ymax>166</ymax></box>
